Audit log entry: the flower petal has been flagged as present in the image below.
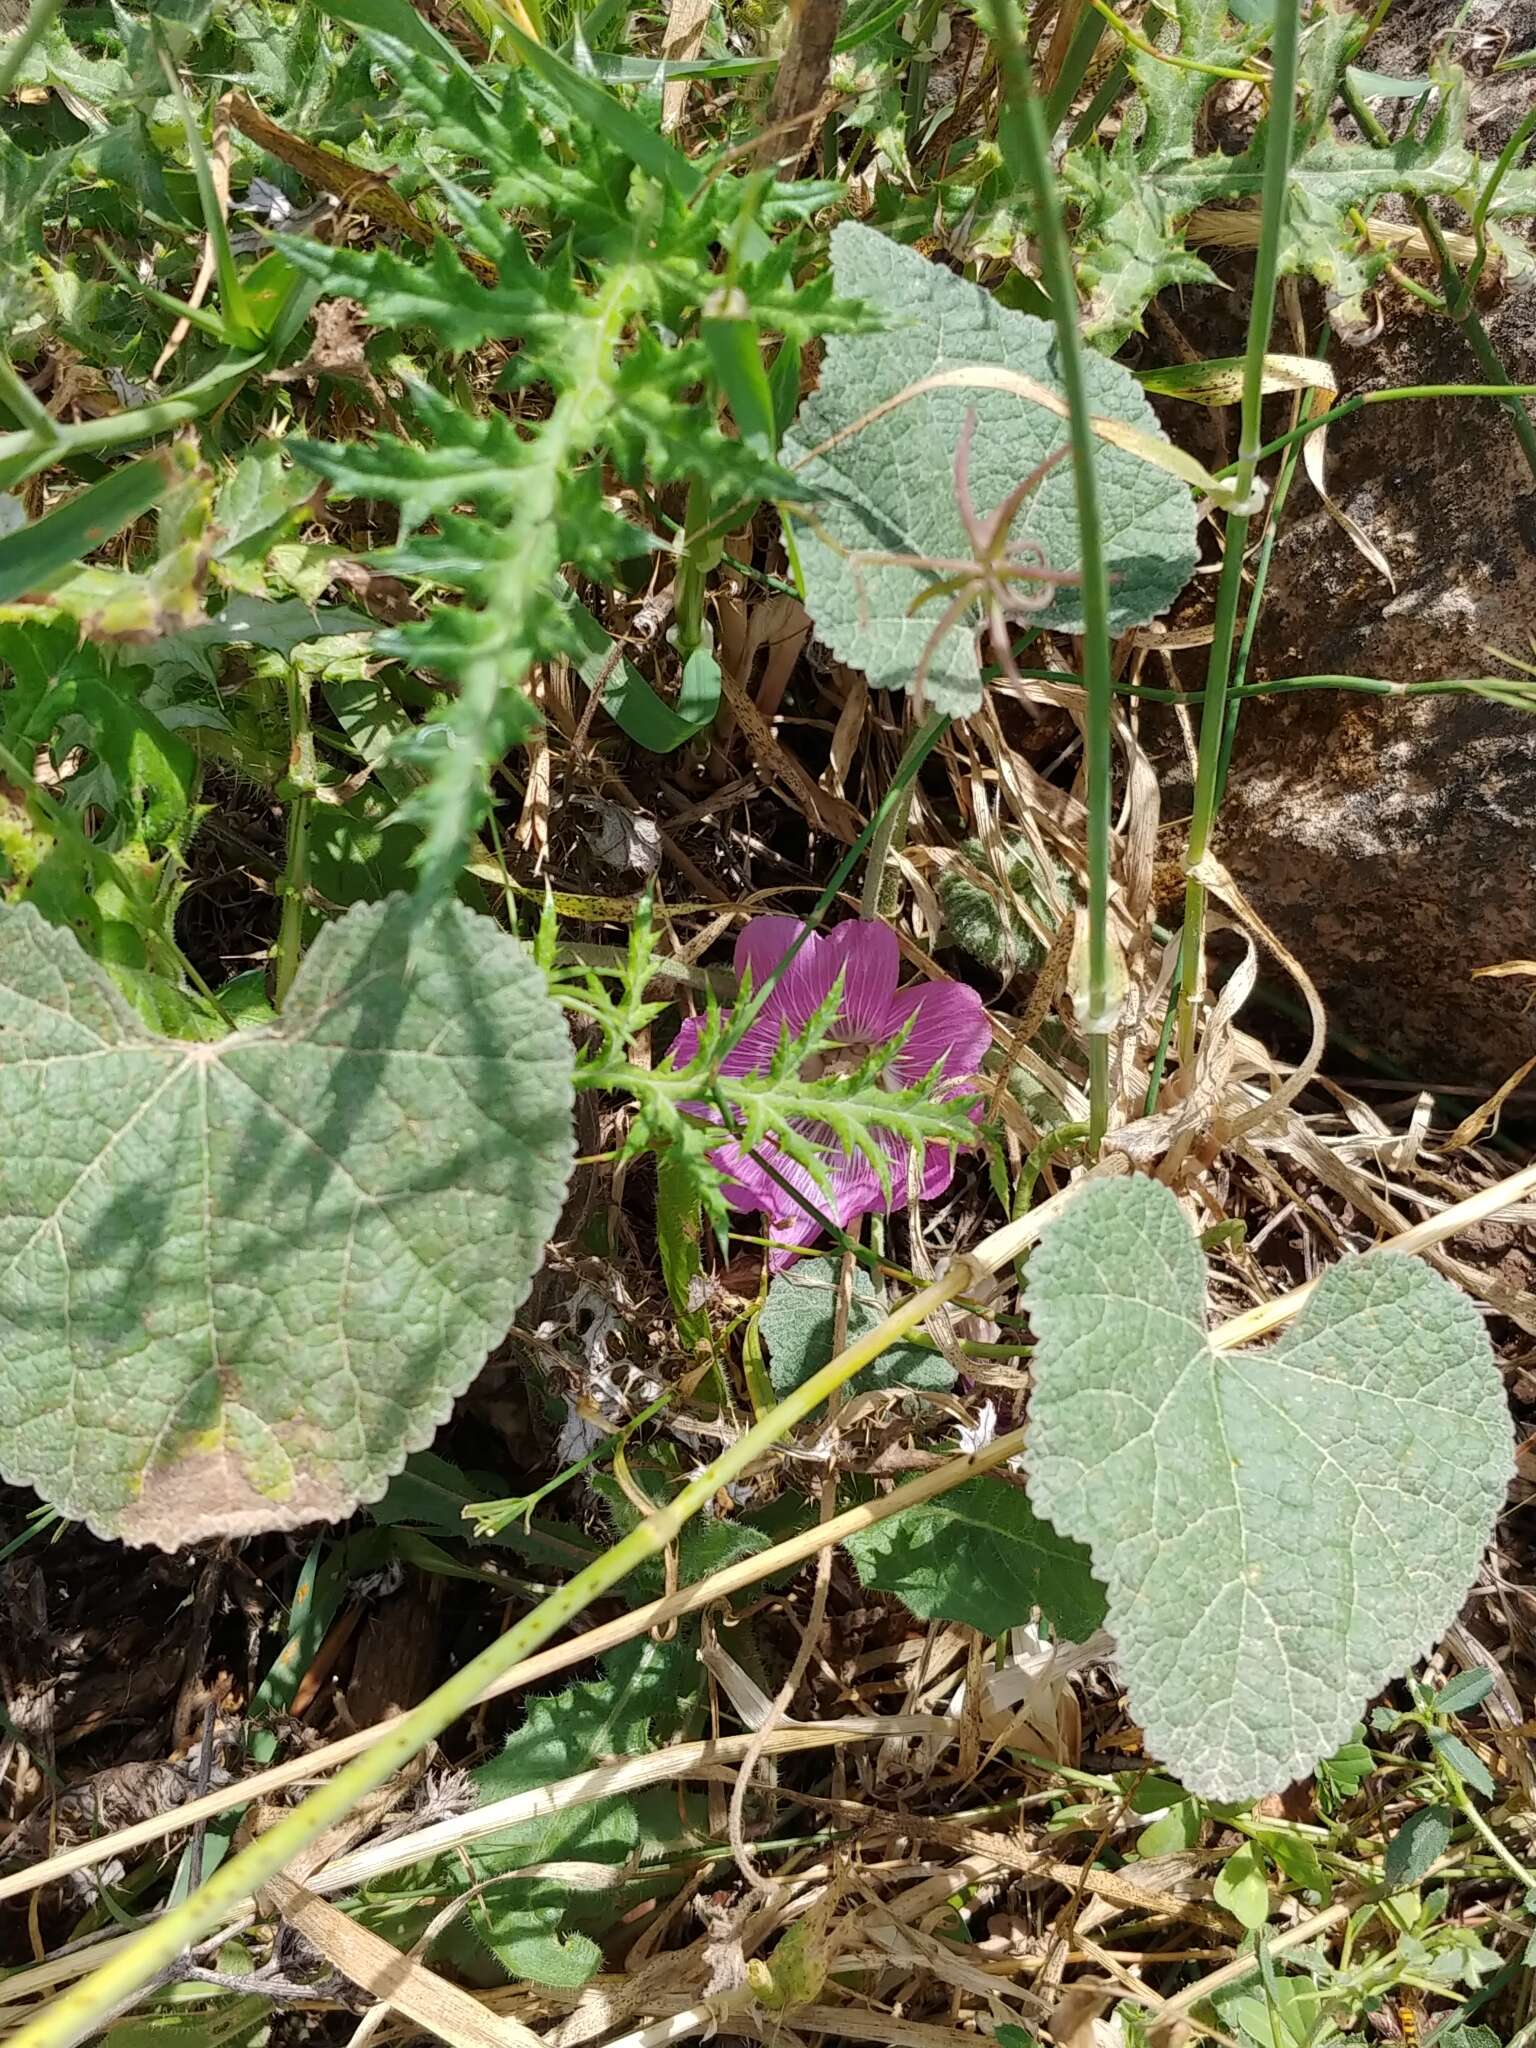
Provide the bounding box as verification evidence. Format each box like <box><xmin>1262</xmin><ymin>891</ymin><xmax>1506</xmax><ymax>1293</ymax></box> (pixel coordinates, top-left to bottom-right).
<box><xmin>733</xmin><ymin>917</ymin><xmax>804</xmax><ymax>989</ymax></box>
<box><xmin>731</xmin><ymin>918</ymin><xmax>842</xmax><ymax>1050</ymax></box>
<box><xmin>763</xmin><ymin>1149</ymin><xmax>888</xmax><ymax>1269</ymax></box>
<box><xmin>917</xmin><ymin>1137</ymin><xmax>962</xmax><ymax>1202</ymax></box>
<box><xmin>669</xmin><ymin>1001</ymin><xmax>789</xmax><ymax>1089</ymax></box>
<box><xmin>708</xmin><ymin>1124</ymin><xmax>887</xmax><ymax>1269</ymax></box>
<box><xmin>667</xmin><ymin>1014</ymin><xmax>706</xmax><ymax>1069</ymax></box>
<box><xmin>885</xmin><ymin>979</ymin><xmax>991</xmax><ymax>1086</ymax></box>
<box><xmin>707</xmin><ymin>1136</ymin><xmax>775</xmax><ymax>1211</ymax></box>
<box><xmin>821</xmin><ymin>920</ymin><xmax>903</xmax><ymax>1044</ymax></box>
<box><xmin>880</xmin><ymin>1131</ymin><xmax>963</xmax><ymax>1206</ymax></box>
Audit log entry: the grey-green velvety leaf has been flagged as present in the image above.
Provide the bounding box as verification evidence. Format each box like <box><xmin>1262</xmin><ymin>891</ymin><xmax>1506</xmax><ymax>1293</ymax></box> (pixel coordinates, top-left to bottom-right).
<box><xmin>1024</xmin><ymin>1177</ymin><xmax>1513</xmax><ymax>1800</ymax></box>
<box><xmin>782</xmin><ymin>224</ymin><xmax>1197</xmax><ymax>715</ymax></box>
<box><xmin>844</xmin><ymin>1476</ymin><xmax>1107</xmax><ymax>1640</ymax></box>
<box><xmin>0</xmin><ymin>896</ymin><xmax>574</xmax><ymax>1547</ymax></box>
<box><xmin>759</xmin><ymin>1254</ymin><xmax>954</xmax><ymax>1396</ymax></box>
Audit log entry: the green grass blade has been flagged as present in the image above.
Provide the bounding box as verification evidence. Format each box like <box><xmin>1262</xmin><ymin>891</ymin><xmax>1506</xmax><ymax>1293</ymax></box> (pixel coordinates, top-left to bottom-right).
<box><xmin>0</xmin><ymin>455</ymin><xmax>175</xmax><ymax>605</ymax></box>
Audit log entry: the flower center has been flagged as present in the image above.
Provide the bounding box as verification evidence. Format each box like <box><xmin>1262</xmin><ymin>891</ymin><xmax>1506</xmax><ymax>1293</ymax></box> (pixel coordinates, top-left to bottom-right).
<box><xmin>802</xmin><ymin>1038</ymin><xmax>880</xmax><ymax>1083</ymax></box>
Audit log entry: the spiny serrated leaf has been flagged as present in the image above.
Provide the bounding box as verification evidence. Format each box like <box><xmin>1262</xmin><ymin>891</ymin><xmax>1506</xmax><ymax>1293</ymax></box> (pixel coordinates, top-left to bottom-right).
<box><xmin>278</xmin><ymin>233</ymin><xmax>561</xmax><ymax>355</ymax></box>
<box><xmin>844</xmin><ymin>1475</ymin><xmax>1107</xmax><ymax>1640</ymax></box>
<box><xmin>456</xmin><ymin>1637</ymin><xmax>697</xmax><ymax>1987</ymax></box>
<box><xmin>1060</xmin><ymin>12</ymin><xmax>1524</xmax><ymax>347</ymax></box>
<box><xmin>0</xmin><ymin>896</ymin><xmax>573</xmax><ymax>1546</ymax></box>
<box><xmin>270</xmin><ymin>32</ymin><xmax>844</xmax><ymax>899</ymax></box>
<box><xmin>1278</xmin><ymin>88</ymin><xmax>1470</xmax><ymax>297</ymax></box>
<box><xmin>1061</xmin><ymin>0</ymin><xmax>1233</xmax><ymax>342</ymax></box>
<box><xmin>783</xmin><ymin>225</ymin><xmax>1198</xmax><ymax>715</ymax></box>
<box><xmin>759</xmin><ymin>1255</ymin><xmax>954</xmax><ymax>1396</ymax></box>
<box><xmin>1024</xmin><ymin>1177</ymin><xmax>1513</xmax><ymax>1799</ymax></box>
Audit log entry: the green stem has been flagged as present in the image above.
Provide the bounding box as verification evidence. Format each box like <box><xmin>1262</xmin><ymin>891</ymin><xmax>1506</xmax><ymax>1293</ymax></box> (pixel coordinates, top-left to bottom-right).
<box><xmin>1042</xmin><ymin>3</ymin><xmax>1106</xmax><ymax>134</ymax></box>
<box><xmin>273</xmin><ymin>667</ymin><xmax>314</xmax><ymax>1008</ymax></box>
<box><xmin>1230</xmin><ymin>382</ymin><xmax>1536</xmax><ymax>472</ymax></box>
<box><xmin>465</xmin><ymin>1389</ymin><xmax>675</xmax><ymax>1538</ymax></box>
<box><xmin>985</xmin><ymin>0</ymin><xmax>1115</xmax><ymax>1149</ymax></box>
<box><xmin>902</xmin><ymin>0</ymin><xmax>947</xmax><ymax>149</ymax></box>
<box><xmin>1342</xmin><ymin>76</ymin><xmax>1536</xmax><ymax>483</ymax></box>
<box><xmin>1453</xmin><ymin>96</ymin><xmax>1536</xmax><ymax>307</ymax></box>
<box><xmin>1211</xmin><ymin>325</ymin><xmax>1326</xmax><ymax>814</ymax></box>
<box><xmin>1142</xmin><ymin>984</ymin><xmax>1179</xmax><ymax>1116</ymax></box>
<box><xmin>858</xmin><ymin>762</ymin><xmax>916</xmax><ymax>919</ymax></box>
<box><xmin>0</xmin><ymin>358</ymin><xmax>61</xmax><ymax>446</ymax></box>
<box><xmin>672</xmin><ymin>476</ymin><xmax>720</xmax><ymax>662</ymax></box>
<box><xmin>999</xmin><ymin>661</ymin><xmax>1536</xmax><ymax>707</ymax></box>
<box><xmin>155</xmin><ymin>35</ymin><xmax>255</xmax><ymax>346</ymax></box>
<box><xmin>1013</xmin><ymin>1119</ymin><xmax>1089</xmax><ymax>1217</ymax></box>
<box><xmin>16</xmin><ymin>1263</ymin><xmax>973</xmax><ymax>2047</ymax></box>
<box><xmin>1083</xmin><ymin>0</ymin><xmax>1266</xmax><ymax>81</ymax></box>
<box><xmin>1175</xmin><ymin>0</ymin><xmax>1300</xmax><ymax>1066</ymax></box>
<box><xmin>0</xmin><ymin>0</ymin><xmax>65</xmax><ymax>98</ymax></box>
<box><xmin>1066</xmin><ymin>50</ymin><xmax>1126</xmax><ymax>146</ymax></box>
<box><xmin>0</xmin><ymin>353</ymin><xmax>267</xmax><ymax>492</ymax></box>
<box><xmin>1420</xmin><ymin>214</ymin><xmax>1536</xmax><ymax>482</ymax></box>
<box><xmin>1443</xmin><ymin>1769</ymin><xmax>1536</xmax><ymax>1892</ymax></box>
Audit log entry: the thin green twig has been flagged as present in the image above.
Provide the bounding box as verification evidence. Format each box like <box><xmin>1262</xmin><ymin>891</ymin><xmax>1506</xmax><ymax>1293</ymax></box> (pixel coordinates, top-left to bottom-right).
<box><xmin>1440</xmin><ymin>1765</ymin><xmax>1536</xmax><ymax>1893</ymax></box>
<box><xmin>1211</xmin><ymin>323</ymin><xmax>1329</xmax><ymax>817</ymax></box>
<box><xmin>1083</xmin><ymin>0</ymin><xmax>1267</xmax><ymax>82</ymax></box>
<box><xmin>1175</xmin><ymin>0</ymin><xmax>1301</xmax><ymax>1066</ymax></box>
<box><xmin>9</xmin><ymin>1260</ymin><xmax>980</xmax><ymax>2047</ymax></box>
<box><xmin>1225</xmin><ymin>383</ymin><xmax>1536</xmax><ymax>473</ymax></box>
<box><xmin>984</xmin><ymin>0</ymin><xmax>1116</xmax><ymax>1149</ymax></box>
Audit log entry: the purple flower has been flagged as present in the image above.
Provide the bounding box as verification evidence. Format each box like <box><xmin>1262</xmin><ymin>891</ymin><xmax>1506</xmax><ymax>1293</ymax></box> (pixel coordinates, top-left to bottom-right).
<box><xmin>670</xmin><ymin>917</ymin><xmax>990</xmax><ymax>1268</ymax></box>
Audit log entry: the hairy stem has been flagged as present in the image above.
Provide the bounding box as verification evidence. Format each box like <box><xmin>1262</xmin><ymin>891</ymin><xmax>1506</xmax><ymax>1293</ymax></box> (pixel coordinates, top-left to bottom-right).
<box><xmin>983</xmin><ymin>0</ymin><xmax>1116</xmax><ymax>1148</ymax></box>
<box><xmin>1176</xmin><ymin>0</ymin><xmax>1300</xmax><ymax>1066</ymax></box>
<box><xmin>273</xmin><ymin>665</ymin><xmax>314</xmax><ymax>1008</ymax></box>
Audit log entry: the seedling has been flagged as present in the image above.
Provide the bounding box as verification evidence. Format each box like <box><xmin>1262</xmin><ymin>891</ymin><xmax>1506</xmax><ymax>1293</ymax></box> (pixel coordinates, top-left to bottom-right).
<box><xmin>848</xmin><ymin>411</ymin><xmax>1083</xmax><ymax>710</ymax></box>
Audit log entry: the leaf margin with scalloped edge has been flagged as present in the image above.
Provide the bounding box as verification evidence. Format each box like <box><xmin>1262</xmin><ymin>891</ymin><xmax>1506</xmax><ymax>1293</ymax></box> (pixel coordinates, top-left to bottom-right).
<box><xmin>0</xmin><ymin>894</ymin><xmax>575</xmax><ymax>1547</ymax></box>
<box><xmin>1023</xmin><ymin>1175</ymin><xmax>1513</xmax><ymax>1799</ymax></box>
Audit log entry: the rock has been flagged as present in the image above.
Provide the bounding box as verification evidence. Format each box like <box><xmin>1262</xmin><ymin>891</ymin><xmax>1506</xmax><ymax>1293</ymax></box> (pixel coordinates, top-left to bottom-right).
<box><xmin>1205</xmin><ymin>0</ymin><xmax>1536</xmax><ymax>1087</ymax></box>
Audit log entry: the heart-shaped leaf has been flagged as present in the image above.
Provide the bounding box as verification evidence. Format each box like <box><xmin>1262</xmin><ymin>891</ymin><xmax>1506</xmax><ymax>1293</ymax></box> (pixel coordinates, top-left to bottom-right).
<box><xmin>1024</xmin><ymin>1177</ymin><xmax>1513</xmax><ymax>1799</ymax></box>
<box><xmin>0</xmin><ymin>897</ymin><xmax>573</xmax><ymax>1547</ymax></box>
<box><xmin>782</xmin><ymin>224</ymin><xmax>1198</xmax><ymax>716</ymax></box>
<box><xmin>845</xmin><ymin>1476</ymin><xmax>1107</xmax><ymax>1642</ymax></box>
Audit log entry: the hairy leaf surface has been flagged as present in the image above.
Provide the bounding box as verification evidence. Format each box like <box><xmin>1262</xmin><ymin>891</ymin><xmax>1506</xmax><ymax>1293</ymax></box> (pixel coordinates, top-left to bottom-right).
<box><xmin>759</xmin><ymin>1255</ymin><xmax>954</xmax><ymax>1396</ymax></box>
<box><xmin>0</xmin><ymin>897</ymin><xmax>573</xmax><ymax>1545</ymax></box>
<box><xmin>1025</xmin><ymin>1177</ymin><xmax>1512</xmax><ymax>1798</ymax></box>
<box><xmin>784</xmin><ymin>225</ymin><xmax>1197</xmax><ymax>715</ymax></box>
